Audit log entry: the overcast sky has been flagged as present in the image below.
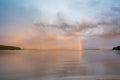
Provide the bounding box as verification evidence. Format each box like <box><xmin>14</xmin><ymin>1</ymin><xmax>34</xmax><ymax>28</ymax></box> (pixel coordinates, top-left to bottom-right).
<box><xmin>0</xmin><ymin>0</ymin><xmax>120</xmax><ymax>50</ymax></box>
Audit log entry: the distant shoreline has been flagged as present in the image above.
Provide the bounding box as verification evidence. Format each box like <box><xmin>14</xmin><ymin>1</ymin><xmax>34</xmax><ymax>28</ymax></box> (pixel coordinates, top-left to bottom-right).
<box><xmin>113</xmin><ymin>46</ymin><xmax>120</xmax><ymax>50</ymax></box>
<box><xmin>0</xmin><ymin>45</ymin><xmax>119</xmax><ymax>50</ymax></box>
<box><xmin>16</xmin><ymin>48</ymin><xmax>113</xmax><ymax>51</ymax></box>
<box><xmin>0</xmin><ymin>45</ymin><xmax>21</xmax><ymax>50</ymax></box>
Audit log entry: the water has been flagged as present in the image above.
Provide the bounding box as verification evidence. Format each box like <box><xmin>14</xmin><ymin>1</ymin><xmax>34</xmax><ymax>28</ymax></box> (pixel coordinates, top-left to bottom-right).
<box><xmin>0</xmin><ymin>50</ymin><xmax>120</xmax><ymax>80</ymax></box>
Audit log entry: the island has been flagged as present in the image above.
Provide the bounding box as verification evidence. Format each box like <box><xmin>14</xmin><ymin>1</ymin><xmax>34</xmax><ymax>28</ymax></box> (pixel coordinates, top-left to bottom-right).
<box><xmin>0</xmin><ymin>45</ymin><xmax>21</xmax><ymax>50</ymax></box>
<box><xmin>112</xmin><ymin>46</ymin><xmax>120</xmax><ymax>50</ymax></box>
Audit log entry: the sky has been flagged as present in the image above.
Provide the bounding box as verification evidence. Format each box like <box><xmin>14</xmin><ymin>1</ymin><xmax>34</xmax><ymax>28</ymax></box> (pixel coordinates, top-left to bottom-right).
<box><xmin>0</xmin><ymin>0</ymin><xmax>120</xmax><ymax>50</ymax></box>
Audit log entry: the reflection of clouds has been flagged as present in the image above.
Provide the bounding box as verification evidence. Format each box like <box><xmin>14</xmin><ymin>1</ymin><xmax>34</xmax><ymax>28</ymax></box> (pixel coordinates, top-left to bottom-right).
<box><xmin>0</xmin><ymin>51</ymin><xmax>84</xmax><ymax>77</ymax></box>
<box><xmin>0</xmin><ymin>50</ymin><xmax>120</xmax><ymax>78</ymax></box>
<box><xmin>0</xmin><ymin>52</ymin><xmax>36</xmax><ymax>77</ymax></box>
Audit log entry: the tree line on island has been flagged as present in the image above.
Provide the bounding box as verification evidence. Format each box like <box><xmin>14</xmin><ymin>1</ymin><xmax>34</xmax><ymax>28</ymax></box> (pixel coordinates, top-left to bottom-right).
<box><xmin>112</xmin><ymin>46</ymin><xmax>120</xmax><ymax>50</ymax></box>
<box><xmin>0</xmin><ymin>45</ymin><xmax>21</xmax><ymax>50</ymax></box>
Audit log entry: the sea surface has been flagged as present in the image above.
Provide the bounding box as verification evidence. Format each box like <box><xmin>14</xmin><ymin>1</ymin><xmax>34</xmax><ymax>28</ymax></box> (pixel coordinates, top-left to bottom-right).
<box><xmin>0</xmin><ymin>50</ymin><xmax>120</xmax><ymax>80</ymax></box>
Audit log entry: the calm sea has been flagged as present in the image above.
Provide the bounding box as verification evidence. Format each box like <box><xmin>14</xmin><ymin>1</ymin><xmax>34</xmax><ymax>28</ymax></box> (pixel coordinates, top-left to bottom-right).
<box><xmin>0</xmin><ymin>50</ymin><xmax>120</xmax><ymax>80</ymax></box>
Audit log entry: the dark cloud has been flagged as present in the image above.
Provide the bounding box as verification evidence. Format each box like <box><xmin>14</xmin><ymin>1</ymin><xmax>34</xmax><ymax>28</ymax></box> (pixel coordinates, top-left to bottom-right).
<box><xmin>111</xmin><ymin>7</ymin><xmax>120</xmax><ymax>13</ymax></box>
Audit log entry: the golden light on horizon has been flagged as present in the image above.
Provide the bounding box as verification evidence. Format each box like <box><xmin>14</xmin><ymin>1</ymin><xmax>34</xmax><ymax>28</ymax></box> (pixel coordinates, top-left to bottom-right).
<box><xmin>7</xmin><ymin>34</ymin><xmax>84</xmax><ymax>50</ymax></box>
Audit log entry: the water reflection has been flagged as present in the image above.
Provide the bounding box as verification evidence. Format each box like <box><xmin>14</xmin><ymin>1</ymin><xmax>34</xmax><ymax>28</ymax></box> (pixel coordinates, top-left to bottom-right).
<box><xmin>114</xmin><ymin>50</ymin><xmax>120</xmax><ymax>56</ymax></box>
<box><xmin>0</xmin><ymin>50</ymin><xmax>120</xmax><ymax>79</ymax></box>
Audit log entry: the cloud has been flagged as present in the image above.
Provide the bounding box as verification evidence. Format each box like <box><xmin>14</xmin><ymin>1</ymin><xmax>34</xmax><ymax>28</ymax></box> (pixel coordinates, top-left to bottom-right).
<box><xmin>34</xmin><ymin>12</ymin><xmax>120</xmax><ymax>40</ymax></box>
<box><xmin>111</xmin><ymin>7</ymin><xmax>120</xmax><ymax>13</ymax></box>
<box><xmin>99</xmin><ymin>19</ymin><xmax>120</xmax><ymax>38</ymax></box>
<box><xmin>0</xmin><ymin>0</ymin><xmax>120</xmax><ymax>49</ymax></box>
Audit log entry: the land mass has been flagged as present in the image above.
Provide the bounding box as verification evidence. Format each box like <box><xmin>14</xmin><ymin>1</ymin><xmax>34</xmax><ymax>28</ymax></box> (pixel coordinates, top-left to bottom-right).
<box><xmin>0</xmin><ymin>45</ymin><xmax>21</xmax><ymax>50</ymax></box>
<box><xmin>113</xmin><ymin>46</ymin><xmax>120</xmax><ymax>50</ymax></box>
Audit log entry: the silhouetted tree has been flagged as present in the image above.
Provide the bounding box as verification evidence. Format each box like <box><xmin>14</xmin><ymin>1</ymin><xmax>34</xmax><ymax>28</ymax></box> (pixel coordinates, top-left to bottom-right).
<box><xmin>113</xmin><ymin>46</ymin><xmax>120</xmax><ymax>50</ymax></box>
